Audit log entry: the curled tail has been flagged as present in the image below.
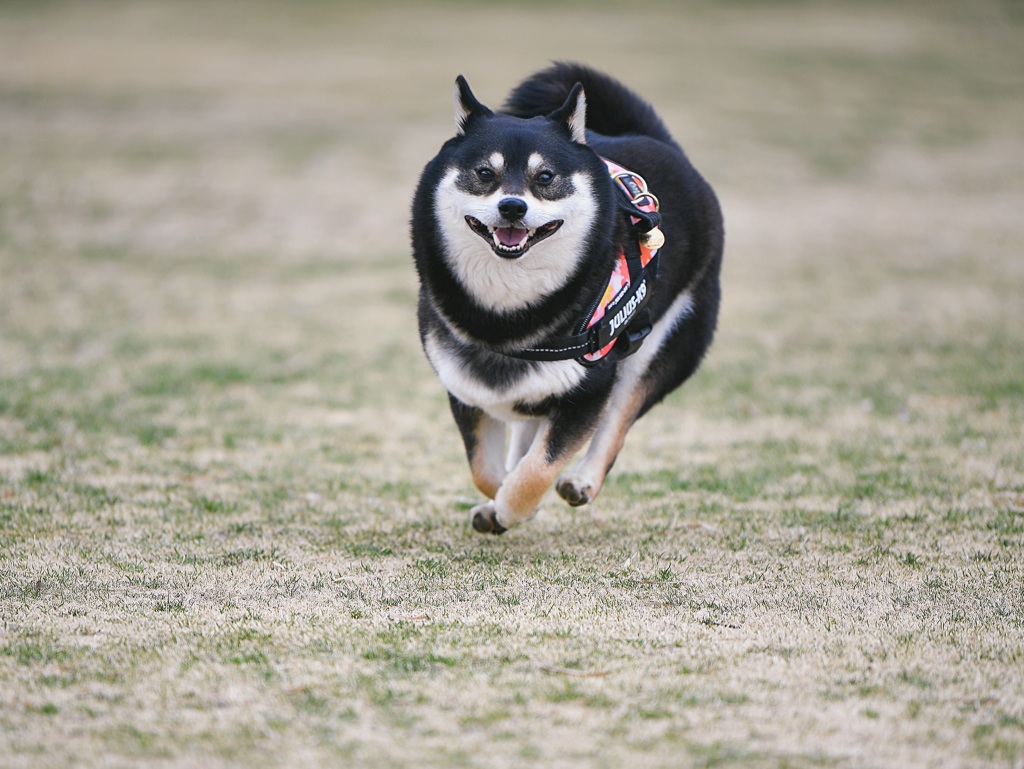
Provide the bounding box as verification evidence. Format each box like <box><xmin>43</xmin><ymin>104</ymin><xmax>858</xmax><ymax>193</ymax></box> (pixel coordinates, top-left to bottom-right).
<box><xmin>503</xmin><ymin>62</ymin><xmax>678</xmax><ymax>148</ymax></box>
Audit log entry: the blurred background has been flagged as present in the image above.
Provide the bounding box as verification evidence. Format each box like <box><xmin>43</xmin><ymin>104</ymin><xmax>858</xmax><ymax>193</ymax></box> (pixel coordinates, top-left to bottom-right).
<box><xmin>1</xmin><ymin>3</ymin><xmax>1023</xmax><ymax>765</ymax></box>
<box><xmin>1</xmin><ymin>0</ymin><xmax>1021</xmax><ymax>489</ymax></box>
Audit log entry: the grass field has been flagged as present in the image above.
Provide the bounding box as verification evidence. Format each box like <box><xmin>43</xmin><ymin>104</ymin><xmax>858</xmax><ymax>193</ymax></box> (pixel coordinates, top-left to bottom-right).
<box><xmin>1</xmin><ymin>1</ymin><xmax>1022</xmax><ymax>767</ymax></box>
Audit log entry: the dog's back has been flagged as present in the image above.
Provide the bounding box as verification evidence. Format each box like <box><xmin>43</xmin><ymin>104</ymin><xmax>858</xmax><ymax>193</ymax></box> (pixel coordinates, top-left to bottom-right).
<box><xmin>507</xmin><ymin>63</ymin><xmax>723</xmax><ymax>410</ymax></box>
<box><xmin>505</xmin><ymin>62</ymin><xmax>678</xmax><ymax>148</ymax></box>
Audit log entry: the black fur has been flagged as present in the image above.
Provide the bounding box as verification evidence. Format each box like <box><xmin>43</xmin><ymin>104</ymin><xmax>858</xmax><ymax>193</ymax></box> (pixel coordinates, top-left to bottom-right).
<box><xmin>502</xmin><ymin>64</ymin><xmax>723</xmax><ymax>415</ymax></box>
<box><xmin>411</xmin><ymin>63</ymin><xmax>723</xmax><ymax>532</ymax></box>
<box><xmin>505</xmin><ymin>62</ymin><xmax>678</xmax><ymax>148</ymax></box>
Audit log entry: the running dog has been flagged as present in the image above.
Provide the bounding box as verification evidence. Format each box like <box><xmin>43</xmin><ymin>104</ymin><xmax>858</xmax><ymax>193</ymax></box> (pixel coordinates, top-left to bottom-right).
<box><xmin>411</xmin><ymin>63</ymin><xmax>723</xmax><ymax>534</ymax></box>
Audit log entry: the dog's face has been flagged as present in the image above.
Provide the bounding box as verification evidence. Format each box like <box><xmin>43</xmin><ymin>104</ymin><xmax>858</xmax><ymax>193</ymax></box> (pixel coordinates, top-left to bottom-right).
<box><xmin>457</xmin><ymin>147</ymin><xmax>570</xmax><ymax>260</ymax></box>
<box><xmin>430</xmin><ymin>78</ymin><xmax>603</xmax><ymax>313</ymax></box>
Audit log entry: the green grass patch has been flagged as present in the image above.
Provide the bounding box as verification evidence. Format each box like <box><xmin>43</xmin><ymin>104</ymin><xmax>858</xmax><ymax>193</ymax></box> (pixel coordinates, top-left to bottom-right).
<box><xmin>1</xmin><ymin>1</ymin><xmax>1022</xmax><ymax>768</ymax></box>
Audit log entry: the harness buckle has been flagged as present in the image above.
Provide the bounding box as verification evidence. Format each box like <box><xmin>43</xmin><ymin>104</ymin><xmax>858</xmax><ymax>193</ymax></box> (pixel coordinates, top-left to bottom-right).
<box><xmin>618</xmin><ymin>320</ymin><xmax>653</xmax><ymax>358</ymax></box>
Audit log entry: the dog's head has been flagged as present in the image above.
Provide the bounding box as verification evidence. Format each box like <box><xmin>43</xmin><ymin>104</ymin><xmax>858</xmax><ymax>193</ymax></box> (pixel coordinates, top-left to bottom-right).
<box><xmin>449</xmin><ymin>76</ymin><xmax>590</xmax><ymax>260</ymax></box>
<box><xmin>430</xmin><ymin>77</ymin><xmax>608</xmax><ymax>312</ymax></box>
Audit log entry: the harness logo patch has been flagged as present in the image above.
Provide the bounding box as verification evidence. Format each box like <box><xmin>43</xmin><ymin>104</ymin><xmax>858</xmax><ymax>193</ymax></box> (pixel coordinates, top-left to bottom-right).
<box><xmin>608</xmin><ymin>279</ymin><xmax>647</xmax><ymax>336</ymax></box>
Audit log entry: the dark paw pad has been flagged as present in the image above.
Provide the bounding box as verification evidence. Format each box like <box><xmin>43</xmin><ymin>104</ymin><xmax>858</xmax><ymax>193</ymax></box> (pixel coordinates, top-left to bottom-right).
<box><xmin>556</xmin><ymin>478</ymin><xmax>592</xmax><ymax>507</ymax></box>
<box><xmin>471</xmin><ymin>507</ymin><xmax>507</xmax><ymax>535</ymax></box>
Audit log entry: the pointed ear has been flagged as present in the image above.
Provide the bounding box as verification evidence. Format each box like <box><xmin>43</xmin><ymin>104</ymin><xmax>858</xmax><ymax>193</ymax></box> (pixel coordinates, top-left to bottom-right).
<box><xmin>454</xmin><ymin>75</ymin><xmax>492</xmax><ymax>136</ymax></box>
<box><xmin>548</xmin><ymin>83</ymin><xmax>587</xmax><ymax>144</ymax></box>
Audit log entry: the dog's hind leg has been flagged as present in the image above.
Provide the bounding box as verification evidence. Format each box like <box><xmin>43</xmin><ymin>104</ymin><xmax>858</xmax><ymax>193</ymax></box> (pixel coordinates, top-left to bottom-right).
<box><xmin>449</xmin><ymin>396</ymin><xmax>506</xmax><ymax>499</ymax></box>
<box><xmin>555</xmin><ymin>383</ymin><xmax>647</xmax><ymax>507</ymax></box>
<box><xmin>506</xmin><ymin>419</ymin><xmax>542</xmax><ymax>472</ymax></box>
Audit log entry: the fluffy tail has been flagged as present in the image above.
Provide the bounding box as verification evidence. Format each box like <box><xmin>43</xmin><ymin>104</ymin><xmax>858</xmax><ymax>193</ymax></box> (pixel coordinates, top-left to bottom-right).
<box><xmin>503</xmin><ymin>62</ymin><xmax>677</xmax><ymax>148</ymax></box>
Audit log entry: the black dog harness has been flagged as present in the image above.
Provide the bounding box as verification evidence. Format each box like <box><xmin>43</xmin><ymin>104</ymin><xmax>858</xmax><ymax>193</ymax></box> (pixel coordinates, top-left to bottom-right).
<box><xmin>498</xmin><ymin>158</ymin><xmax>664</xmax><ymax>365</ymax></box>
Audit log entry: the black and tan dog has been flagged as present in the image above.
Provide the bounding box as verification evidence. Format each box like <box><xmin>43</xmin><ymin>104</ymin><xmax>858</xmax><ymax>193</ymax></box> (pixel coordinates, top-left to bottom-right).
<box><xmin>411</xmin><ymin>63</ymin><xmax>723</xmax><ymax>533</ymax></box>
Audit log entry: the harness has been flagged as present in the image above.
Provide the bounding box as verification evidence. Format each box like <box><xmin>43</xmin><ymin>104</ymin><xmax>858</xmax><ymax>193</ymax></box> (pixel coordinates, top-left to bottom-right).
<box><xmin>497</xmin><ymin>158</ymin><xmax>665</xmax><ymax>365</ymax></box>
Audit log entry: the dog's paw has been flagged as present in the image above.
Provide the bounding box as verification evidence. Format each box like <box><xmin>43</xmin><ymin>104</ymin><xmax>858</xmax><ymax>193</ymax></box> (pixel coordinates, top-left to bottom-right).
<box><xmin>556</xmin><ymin>476</ymin><xmax>594</xmax><ymax>507</ymax></box>
<box><xmin>470</xmin><ymin>501</ymin><xmax>508</xmax><ymax>535</ymax></box>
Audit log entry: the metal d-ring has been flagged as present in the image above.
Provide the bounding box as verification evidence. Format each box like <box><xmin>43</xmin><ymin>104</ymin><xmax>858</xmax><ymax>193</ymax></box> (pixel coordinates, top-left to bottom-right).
<box><xmin>632</xmin><ymin>191</ymin><xmax>660</xmax><ymax>212</ymax></box>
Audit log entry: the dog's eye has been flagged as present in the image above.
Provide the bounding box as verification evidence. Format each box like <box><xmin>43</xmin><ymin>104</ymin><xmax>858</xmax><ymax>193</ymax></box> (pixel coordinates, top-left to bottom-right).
<box><xmin>535</xmin><ymin>170</ymin><xmax>555</xmax><ymax>186</ymax></box>
<box><xmin>476</xmin><ymin>167</ymin><xmax>495</xmax><ymax>182</ymax></box>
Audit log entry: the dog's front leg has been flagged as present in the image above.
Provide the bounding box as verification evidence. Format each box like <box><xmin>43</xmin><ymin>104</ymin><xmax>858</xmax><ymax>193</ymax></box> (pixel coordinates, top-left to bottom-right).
<box><xmin>448</xmin><ymin>396</ymin><xmax>506</xmax><ymax>500</ymax></box>
<box><xmin>471</xmin><ymin>414</ymin><xmax>595</xmax><ymax>534</ymax></box>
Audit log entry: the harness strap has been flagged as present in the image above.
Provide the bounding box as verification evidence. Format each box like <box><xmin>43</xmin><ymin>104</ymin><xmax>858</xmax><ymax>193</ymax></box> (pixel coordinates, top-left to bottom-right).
<box><xmin>499</xmin><ymin>264</ymin><xmax>654</xmax><ymax>361</ymax></box>
<box><xmin>493</xmin><ymin>158</ymin><xmax>665</xmax><ymax>365</ymax></box>
<box><xmin>577</xmin><ymin>158</ymin><xmax>662</xmax><ymax>364</ymax></box>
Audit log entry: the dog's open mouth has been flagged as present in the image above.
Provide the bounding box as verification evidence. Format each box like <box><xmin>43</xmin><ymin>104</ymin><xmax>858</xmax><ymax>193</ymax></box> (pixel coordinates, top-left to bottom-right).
<box><xmin>465</xmin><ymin>216</ymin><xmax>563</xmax><ymax>258</ymax></box>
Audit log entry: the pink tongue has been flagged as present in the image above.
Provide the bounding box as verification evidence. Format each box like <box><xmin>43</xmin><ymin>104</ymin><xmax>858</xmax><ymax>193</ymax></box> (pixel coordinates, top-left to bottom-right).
<box><xmin>496</xmin><ymin>227</ymin><xmax>528</xmax><ymax>247</ymax></box>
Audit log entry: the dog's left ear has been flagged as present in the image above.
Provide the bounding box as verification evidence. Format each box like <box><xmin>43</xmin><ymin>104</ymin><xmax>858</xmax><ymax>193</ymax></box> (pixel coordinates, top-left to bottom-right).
<box><xmin>548</xmin><ymin>83</ymin><xmax>587</xmax><ymax>145</ymax></box>
<box><xmin>454</xmin><ymin>75</ymin><xmax>493</xmax><ymax>136</ymax></box>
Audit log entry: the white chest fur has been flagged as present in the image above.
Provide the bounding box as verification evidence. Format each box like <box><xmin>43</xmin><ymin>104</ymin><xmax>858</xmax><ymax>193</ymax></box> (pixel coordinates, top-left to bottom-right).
<box><xmin>423</xmin><ymin>331</ymin><xmax>587</xmax><ymax>422</ymax></box>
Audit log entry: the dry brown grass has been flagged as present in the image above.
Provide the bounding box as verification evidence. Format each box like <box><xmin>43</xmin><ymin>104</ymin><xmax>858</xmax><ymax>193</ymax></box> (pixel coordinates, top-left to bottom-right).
<box><xmin>1</xmin><ymin>2</ymin><xmax>1022</xmax><ymax>767</ymax></box>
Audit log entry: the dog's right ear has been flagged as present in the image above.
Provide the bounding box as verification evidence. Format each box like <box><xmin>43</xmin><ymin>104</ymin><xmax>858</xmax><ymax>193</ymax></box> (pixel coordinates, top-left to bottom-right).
<box><xmin>454</xmin><ymin>76</ymin><xmax>492</xmax><ymax>136</ymax></box>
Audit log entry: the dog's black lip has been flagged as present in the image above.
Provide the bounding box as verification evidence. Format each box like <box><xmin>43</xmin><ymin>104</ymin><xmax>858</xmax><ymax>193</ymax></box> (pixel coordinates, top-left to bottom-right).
<box><xmin>464</xmin><ymin>216</ymin><xmax>564</xmax><ymax>259</ymax></box>
<box><xmin>465</xmin><ymin>215</ymin><xmax>493</xmax><ymax>243</ymax></box>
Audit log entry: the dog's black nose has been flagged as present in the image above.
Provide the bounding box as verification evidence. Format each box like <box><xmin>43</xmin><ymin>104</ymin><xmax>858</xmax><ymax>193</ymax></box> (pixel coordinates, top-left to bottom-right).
<box><xmin>497</xmin><ymin>197</ymin><xmax>528</xmax><ymax>221</ymax></box>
